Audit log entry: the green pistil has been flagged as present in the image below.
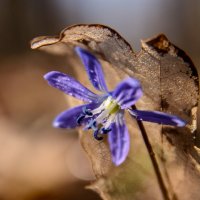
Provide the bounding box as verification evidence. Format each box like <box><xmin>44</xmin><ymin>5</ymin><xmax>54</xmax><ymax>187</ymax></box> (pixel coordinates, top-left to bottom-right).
<box><xmin>110</xmin><ymin>104</ymin><xmax>120</xmax><ymax>114</ymax></box>
<box><xmin>106</xmin><ymin>100</ymin><xmax>120</xmax><ymax>115</ymax></box>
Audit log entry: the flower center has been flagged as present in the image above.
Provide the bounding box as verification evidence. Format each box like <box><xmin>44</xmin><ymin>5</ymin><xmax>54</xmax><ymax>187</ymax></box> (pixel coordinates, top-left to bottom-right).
<box><xmin>105</xmin><ymin>98</ymin><xmax>120</xmax><ymax>115</ymax></box>
<box><xmin>76</xmin><ymin>96</ymin><xmax>121</xmax><ymax>140</ymax></box>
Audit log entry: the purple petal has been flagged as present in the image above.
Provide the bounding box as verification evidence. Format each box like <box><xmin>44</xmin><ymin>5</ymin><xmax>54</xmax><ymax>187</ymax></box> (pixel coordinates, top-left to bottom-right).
<box><xmin>53</xmin><ymin>103</ymin><xmax>98</xmax><ymax>129</ymax></box>
<box><xmin>75</xmin><ymin>47</ymin><xmax>108</xmax><ymax>92</ymax></box>
<box><xmin>112</xmin><ymin>78</ymin><xmax>143</xmax><ymax>109</ymax></box>
<box><xmin>108</xmin><ymin>113</ymin><xmax>130</xmax><ymax>166</ymax></box>
<box><xmin>44</xmin><ymin>71</ymin><xmax>98</xmax><ymax>102</ymax></box>
<box><xmin>129</xmin><ymin>109</ymin><xmax>186</xmax><ymax>127</ymax></box>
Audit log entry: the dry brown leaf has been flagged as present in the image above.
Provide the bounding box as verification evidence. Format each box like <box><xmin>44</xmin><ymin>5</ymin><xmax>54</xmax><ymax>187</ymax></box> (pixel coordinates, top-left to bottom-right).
<box><xmin>31</xmin><ymin>24</ymin><xmax>200</xmax><ymax>200</ymax></box>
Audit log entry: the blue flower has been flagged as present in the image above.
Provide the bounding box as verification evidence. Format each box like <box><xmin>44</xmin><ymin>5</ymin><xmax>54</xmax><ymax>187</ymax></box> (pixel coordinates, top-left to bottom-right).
<box><xmin>44</xmin><ymin>47</ymin><xmax>186</xmax><ymax>166</ymax></box>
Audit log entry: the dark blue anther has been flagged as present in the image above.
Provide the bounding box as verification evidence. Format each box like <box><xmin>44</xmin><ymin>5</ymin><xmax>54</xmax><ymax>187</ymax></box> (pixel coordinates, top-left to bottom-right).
<box><xmin>101</xmin><ymin>127</ymin><xmax>112</xmax><ymax>134</ymax></box>
<box><xmin>82</xmin><ymin>107</ymin><xmax>93</xmax><ymax>116</ymax></box>
<box><xmin>91</xmin><ymin>121</ymin><xmax>97</xmax><ymax>130</ymax></box>
<box><xmin>85</xmin><ymin>119</ymin><xmax>95</xmax><ymax>130</ymax></box>
<box><xmin>93</xmin><ymin>130</ymin><xmax>103</xmax><ymax>140</ymax></box>
<box><xmin>76</xmin><ymin>114</ymin><xmax>85</xmax><ymax>125</ymax></box>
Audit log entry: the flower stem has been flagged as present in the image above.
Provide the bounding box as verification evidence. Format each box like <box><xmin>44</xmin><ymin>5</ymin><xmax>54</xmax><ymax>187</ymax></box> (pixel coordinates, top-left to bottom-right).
<box><xmin>132</xmin><ymin>105</ymin><xmax>170</xmax><ymax>200</ymax></box>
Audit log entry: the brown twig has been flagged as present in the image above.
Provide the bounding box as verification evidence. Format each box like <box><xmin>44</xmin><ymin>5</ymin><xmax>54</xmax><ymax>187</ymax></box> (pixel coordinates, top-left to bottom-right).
<box><xmin>132</xmin><ymin>105</ymin><xmax>170</xmax><ymax>200</ymax></box>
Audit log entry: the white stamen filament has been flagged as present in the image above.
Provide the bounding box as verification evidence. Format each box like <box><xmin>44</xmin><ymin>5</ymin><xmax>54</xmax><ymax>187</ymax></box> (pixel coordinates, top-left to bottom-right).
<box><xmin>90</xmin><ymin>96</ymin><xmax>121</xmax><ymax>129</ymax></box>
<box><xmin>104</xmin><ymin>114</ymin><xmax>117</xmax><ymax>129</ymax></box>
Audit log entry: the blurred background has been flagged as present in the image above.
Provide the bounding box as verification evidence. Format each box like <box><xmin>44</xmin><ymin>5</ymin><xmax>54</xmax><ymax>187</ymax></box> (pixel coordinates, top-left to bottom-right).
<box><xmin>0</xmin><ymin>0</ymin><xmax>199</xmax><ymax>199</ymax></box>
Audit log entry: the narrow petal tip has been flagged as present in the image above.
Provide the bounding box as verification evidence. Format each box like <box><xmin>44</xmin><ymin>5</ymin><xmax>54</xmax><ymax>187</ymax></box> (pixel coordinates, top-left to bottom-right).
<box><xmin>43</xmin><ymin>71</ymin><xmax>59</xmax><ymax>81</ymax></box>
<box><xmin>53</xmin><ymin>121</ymin><xmax>62</xmax><ymax>128</ymax></box>
<box><xmin>75</xmin><ymin>46</ymin><xmax>84</xmax><ymax>54</ymax></box>
<box><xmin>53</xmin><ymin>117</ymin><xmax>72</xmax><ymax>129</ymax></box>
<box><xmin>53</xmin><ymin>118</ymin><xmax>74</xmax><ymax>129</ymax></box>
<box><xmin>172</xmin><ymin>118</ymin><xmax>186</xmax><ymax>127</ymax></box>
<box><xmin>113</xmin><ymin>155</ymin><xmax>127</xmax><ymax>166</ymax></box>
<box><xmin>75</xmin><ymin>46</ymin><xmax>92</xmax><ymax>58</ymax></box>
